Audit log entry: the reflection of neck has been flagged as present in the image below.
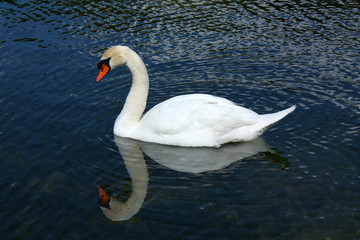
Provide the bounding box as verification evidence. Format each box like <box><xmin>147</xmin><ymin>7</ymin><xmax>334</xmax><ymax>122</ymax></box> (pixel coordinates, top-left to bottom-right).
<box><xmin>101</xmin><ymin>140</ymin><xmax>148</xmax><ymax>221</ymax></box>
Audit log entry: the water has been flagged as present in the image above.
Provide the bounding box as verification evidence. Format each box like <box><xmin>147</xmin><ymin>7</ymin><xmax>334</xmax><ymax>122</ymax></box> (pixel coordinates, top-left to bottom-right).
<box><xmin>1</xmin><ymin>0</ymin><xmax>359</xmax><ymax>239</ymax></box>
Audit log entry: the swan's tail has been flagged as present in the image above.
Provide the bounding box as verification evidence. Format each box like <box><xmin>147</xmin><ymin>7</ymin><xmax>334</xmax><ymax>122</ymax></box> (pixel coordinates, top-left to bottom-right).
<box><xmin>258</xmin><ymin>105</ymin><xmax>296</xmax><ymax>131</ymax></box>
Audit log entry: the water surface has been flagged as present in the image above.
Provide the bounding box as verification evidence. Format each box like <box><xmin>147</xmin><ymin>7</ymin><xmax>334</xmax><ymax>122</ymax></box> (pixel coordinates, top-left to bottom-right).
<box><xmin>1</xmin><ymin>1</ymin><xmax>359</xmax><ymax>239</ymax></box>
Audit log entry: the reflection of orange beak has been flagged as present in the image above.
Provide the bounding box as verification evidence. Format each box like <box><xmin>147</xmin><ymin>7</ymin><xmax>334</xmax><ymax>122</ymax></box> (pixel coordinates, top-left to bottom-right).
<box><xmin>97</xmin><ymin>185</ymin><xmax>110</xmax><ymax>203</ymax></box>
<box><xmin>97</xmin><ymin>65</ymin><xmax>110</xmax><ymax>82</ymax></box>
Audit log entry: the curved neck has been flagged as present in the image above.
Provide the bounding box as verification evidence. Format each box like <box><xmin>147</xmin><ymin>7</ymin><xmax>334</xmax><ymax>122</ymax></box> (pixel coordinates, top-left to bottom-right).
<box><xmin>114</xmin><ymin>50</ymin><xmax>149</xmax><ymax>134</ymax></box>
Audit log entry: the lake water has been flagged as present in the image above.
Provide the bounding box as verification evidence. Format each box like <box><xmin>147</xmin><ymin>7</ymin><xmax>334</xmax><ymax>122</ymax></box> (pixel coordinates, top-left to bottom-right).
<box><xmin>1</xmin><ymin>0</ymin><xmax>359</xmax><ymax>239</ymax></box>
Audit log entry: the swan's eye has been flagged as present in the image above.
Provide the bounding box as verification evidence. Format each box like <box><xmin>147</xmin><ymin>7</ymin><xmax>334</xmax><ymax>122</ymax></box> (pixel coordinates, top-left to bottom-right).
<box><xmin>97</xmin><ymin>57</ymin><xmax>111</xmax><ymax>69</ymax></box>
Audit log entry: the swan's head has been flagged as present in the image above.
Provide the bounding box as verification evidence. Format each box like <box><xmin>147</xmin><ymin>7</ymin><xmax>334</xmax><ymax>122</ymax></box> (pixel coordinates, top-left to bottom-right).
<box><xmin>96</xmin><ymin>46</ymin><xmax>131</xmax><ymax>82</ymax></box>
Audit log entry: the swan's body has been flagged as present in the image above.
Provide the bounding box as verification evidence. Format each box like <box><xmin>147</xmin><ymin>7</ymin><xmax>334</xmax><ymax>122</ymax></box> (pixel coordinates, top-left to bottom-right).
<box><xmin>97</xmin><ymin>46</ymin><xmax>295</xmax><ymax>147</ymax></box>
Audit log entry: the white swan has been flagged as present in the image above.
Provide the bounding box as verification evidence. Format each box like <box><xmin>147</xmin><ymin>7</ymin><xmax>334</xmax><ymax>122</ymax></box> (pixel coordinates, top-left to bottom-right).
<box><xmin>96</xmin><ymin>46</ymin><xmax>295</xmax><ymax>147</ymax></box>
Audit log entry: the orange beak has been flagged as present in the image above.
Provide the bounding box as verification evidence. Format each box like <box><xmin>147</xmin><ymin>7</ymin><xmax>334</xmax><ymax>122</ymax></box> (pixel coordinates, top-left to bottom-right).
<box><xmin>97</xmin><ymin>185</ymin><xmax>110</xmax><ymax>203</ymax></box>
<box><xmin>97</xmin><ymin>64</ymin><xmax>110</xmax><ymax>82</ymax></box>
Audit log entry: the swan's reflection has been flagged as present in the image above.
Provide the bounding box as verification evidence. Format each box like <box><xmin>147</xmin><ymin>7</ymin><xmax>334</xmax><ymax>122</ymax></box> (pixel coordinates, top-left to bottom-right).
<box><xmin>138</xmin><ymin>137</ymin><xmax>270</xmax><ymax>173</ymax></box>
<box><xmin>98</xmin><ymin>136</ymin><xmax>272</xmax><ymax>221</ymax></box>
<box><xmin>98</xmin><ymin>137</ymin><xmax>148</xmax><ymax>221</ymax></box>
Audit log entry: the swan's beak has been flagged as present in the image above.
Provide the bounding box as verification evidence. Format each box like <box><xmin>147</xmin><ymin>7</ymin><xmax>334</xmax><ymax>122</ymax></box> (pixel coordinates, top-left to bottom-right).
<box><xmin>97</xmin><ymin>65</ymin><xmax>110</xmax><ymax>82</ymax></box>
<box><xmin>97</xmin><ymin>185</ymin><xmax>111</xmax><ymax>209</ymax></box>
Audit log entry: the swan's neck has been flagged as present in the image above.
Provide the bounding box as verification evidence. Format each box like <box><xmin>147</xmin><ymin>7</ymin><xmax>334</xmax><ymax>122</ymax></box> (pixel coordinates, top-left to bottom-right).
<box><xmin>114</xmin><ymin>51</ymin><xmax>149</xmax><ymax>135</ymax></box>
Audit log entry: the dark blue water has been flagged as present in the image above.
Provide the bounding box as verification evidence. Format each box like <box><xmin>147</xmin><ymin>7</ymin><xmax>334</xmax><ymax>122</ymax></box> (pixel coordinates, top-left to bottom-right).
<box><xmin>1</xmin><ymin>1</ymin><xmax>359</xmax><ymax>239</ymax></box>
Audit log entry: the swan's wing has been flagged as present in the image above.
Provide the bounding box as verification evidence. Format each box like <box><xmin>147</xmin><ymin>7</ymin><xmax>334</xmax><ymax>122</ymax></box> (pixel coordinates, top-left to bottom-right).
<box><xmin>138</xmin><ymin>94</ymin><xmax>259</xmax><ymax>137</ymax></box>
